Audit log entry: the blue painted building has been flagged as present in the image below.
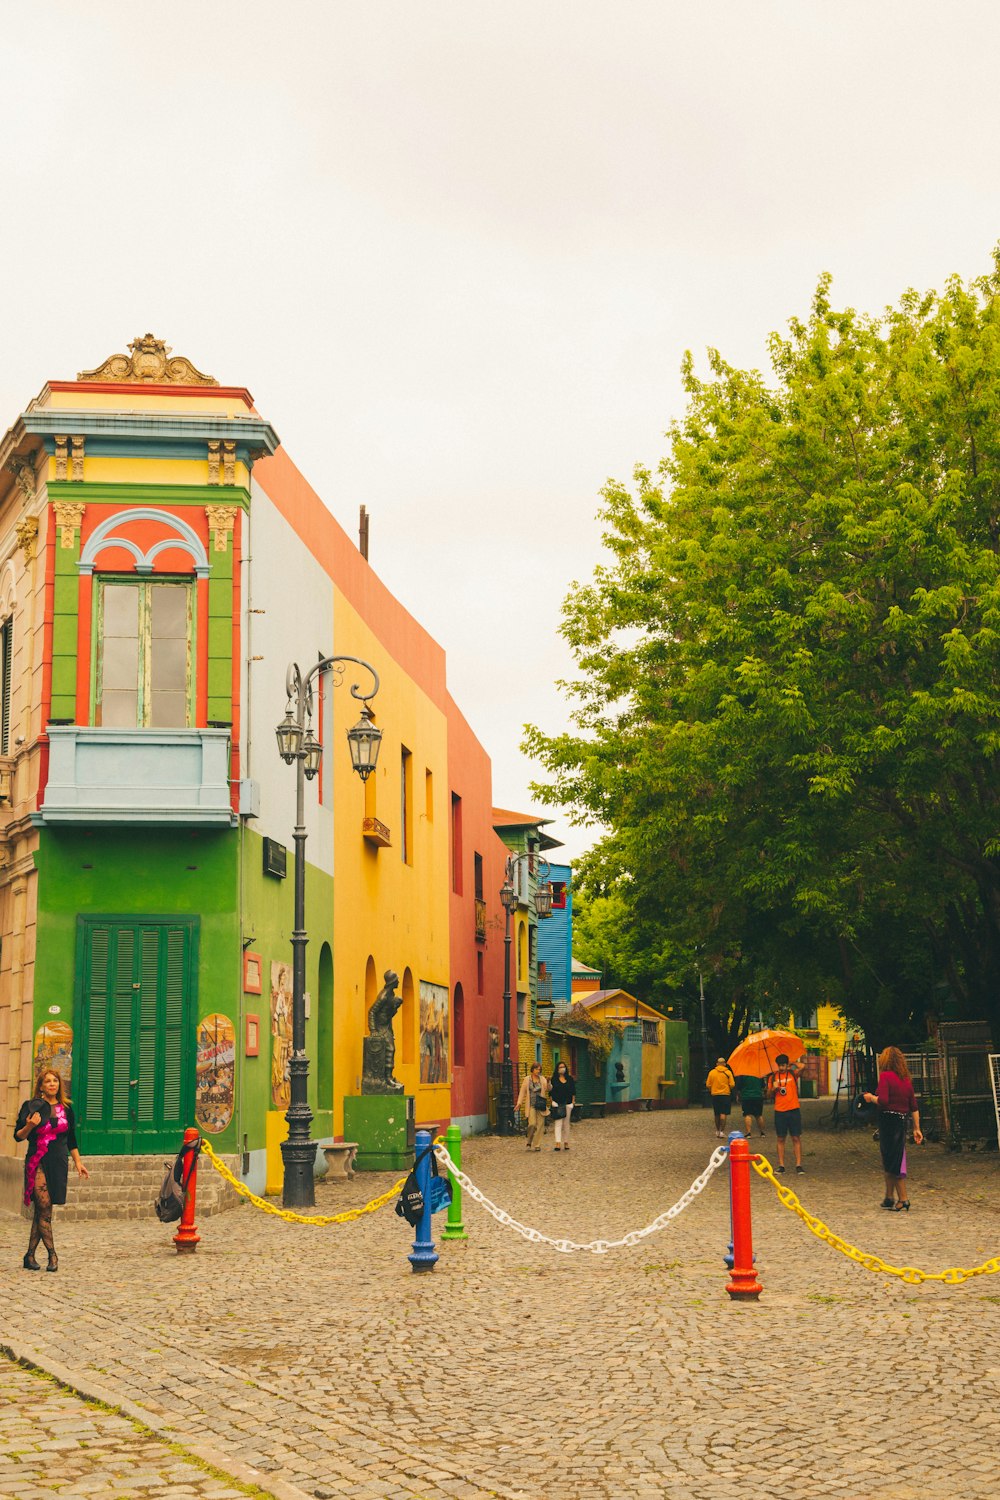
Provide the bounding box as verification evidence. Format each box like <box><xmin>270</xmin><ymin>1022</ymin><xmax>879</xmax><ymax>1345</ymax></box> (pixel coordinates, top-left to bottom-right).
<box><xmin>536</xmin><ymin>860</ymin><xmax>572</xmax><ymax>1010</ymax></box>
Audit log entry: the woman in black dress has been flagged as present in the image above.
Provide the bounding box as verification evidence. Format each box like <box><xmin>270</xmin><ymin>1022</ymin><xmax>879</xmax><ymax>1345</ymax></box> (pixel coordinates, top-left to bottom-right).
<box><xmin>549</xmin><ymin>1060</ymin><xmax>576</xmax><ymax>1151</ymax></box>
<box><xmin>14</xmin><ymin>1067</ymin><xmax>88</xmax><ymax>1271</ymax></box>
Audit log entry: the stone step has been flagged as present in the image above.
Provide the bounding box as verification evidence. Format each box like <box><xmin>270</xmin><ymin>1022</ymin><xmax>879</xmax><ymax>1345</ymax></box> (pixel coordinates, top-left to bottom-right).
<box><xmin>45</xmin><ymin>1152</ymin><xmax>242</xmax><ymax>1223</ymax></box>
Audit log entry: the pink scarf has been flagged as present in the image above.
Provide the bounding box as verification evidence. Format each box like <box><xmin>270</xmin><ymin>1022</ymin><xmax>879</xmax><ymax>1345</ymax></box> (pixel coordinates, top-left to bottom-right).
<box><xmin>24</xmin><ymin>1103</ymin><xmax>67</xmax><ymax>1206</ymax></box>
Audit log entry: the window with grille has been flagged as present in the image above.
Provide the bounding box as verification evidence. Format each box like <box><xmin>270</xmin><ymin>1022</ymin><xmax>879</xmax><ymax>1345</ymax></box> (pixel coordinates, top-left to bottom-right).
<box><xmin>641</xmin><ymin>1019</ymin><xmax>660</xmax><ymax>1046</ymax></box>
<box><xmin>95</xmin><ymin>579</ymin><xmax>193</xmax><ymax>728</ymax></box>
<box><xmin>0</xmin><ymin>617</ymin><xmax>11</xmax><ymax>754</ymax></box>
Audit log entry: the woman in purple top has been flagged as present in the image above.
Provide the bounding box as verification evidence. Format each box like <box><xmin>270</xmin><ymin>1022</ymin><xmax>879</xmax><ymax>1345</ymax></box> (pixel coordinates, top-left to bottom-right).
<box><xmin>863</xmin><ymin>1046</ymin><xmax>923</xmax><ymax>1212</ymax></box>
<box><xmin>14</xmin><ymin>1067</ymin><xmax>89</xmax><ymax>1271</ymax></box>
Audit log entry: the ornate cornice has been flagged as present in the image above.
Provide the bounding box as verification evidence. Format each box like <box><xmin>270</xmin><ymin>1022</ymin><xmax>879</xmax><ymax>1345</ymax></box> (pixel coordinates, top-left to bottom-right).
<box><xmin>78</xmin><ymin>333</ymin><xmax>219</xmax><ymax>386</ymax></box>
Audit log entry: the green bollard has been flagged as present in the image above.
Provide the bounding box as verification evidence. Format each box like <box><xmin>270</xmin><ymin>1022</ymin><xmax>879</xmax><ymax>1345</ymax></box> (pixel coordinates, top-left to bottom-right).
<box><xmin>441</xmin><ymin>1124</ymin><xmax>468</xmax><ymax>1240</ymax></box>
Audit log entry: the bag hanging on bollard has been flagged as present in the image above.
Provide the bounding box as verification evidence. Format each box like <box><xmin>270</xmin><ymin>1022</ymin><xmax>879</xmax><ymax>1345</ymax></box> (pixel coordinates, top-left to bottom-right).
<box><xmin>395</xmin><ymin>1141</ymin><xmax>452</xmax><ymax>1226</ymax></box>
<box><xmin>155</xmin><ymin>1137</ymin><xmax>201</xmax><ymax>1223</ymax></box>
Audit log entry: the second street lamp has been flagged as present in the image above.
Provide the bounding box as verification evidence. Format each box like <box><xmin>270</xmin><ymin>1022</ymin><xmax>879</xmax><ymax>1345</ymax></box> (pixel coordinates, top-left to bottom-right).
<box><xmin>275</xmin><ymin>653</ymin><xmax>382</xmax><ymax>1209</ymax></box>
<box><xmin>497</xmin><ymin>850</ymin><xmax>552</xmax><ymax>1137</ymax></box>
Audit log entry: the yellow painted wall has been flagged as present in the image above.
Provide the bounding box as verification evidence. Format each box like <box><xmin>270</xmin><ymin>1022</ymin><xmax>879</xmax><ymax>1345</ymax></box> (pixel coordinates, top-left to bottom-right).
<box><xmin>579</xmin><ymin>992</ymin><xmax>667</xmax><ymax>1099</ymax></box>
<box><xmin>46</xmin><ymin>454</ymin><xmax>251</xmax><ymax>491</ymax></box>
<box><xmin>330</xmin><ymin>588</ymin><xmax>451</xmax><ymax>1133</ymax></box>
<box><xmin>784</xmin><ymin>1002</ymin><xmax>848</xmax><ymax>1059</ymax></box>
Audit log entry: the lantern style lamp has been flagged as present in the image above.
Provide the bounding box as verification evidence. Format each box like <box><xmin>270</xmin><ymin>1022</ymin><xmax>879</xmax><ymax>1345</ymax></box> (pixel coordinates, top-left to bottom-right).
<box><xmin>347</xmin><ymin>706</ymin><xmax>382</xmax><ymax>782</ymax></box>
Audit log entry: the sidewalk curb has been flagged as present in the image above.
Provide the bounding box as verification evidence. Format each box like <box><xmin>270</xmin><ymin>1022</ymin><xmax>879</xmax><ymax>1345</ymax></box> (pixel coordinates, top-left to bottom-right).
<box><xmin>0</xmin><ymin>1337</ymin><xmax>316</xmax><ymax>1500</ymax></box>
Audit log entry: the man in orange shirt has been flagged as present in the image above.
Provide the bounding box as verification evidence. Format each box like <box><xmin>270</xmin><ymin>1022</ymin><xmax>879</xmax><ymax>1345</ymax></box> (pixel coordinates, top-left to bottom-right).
<box><xmin>767</xmin><ymin>1053</ymin><xmax>806</xmax><ymax>1174</ymax></box>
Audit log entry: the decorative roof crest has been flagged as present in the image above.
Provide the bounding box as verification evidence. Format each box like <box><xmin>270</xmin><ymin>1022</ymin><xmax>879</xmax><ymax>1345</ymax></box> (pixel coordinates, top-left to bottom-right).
<box><xmin>78</xmin><ymin>334</ymin><xmax>219</xmax><ymax>386</ymax></box>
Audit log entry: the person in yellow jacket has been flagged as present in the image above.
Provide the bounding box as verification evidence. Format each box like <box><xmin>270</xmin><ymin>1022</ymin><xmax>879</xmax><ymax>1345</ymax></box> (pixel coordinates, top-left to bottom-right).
<box><xmin>706</xmin><ymin>1058</ymin><xmax>736</xmax><ymax>1138</ymax></box>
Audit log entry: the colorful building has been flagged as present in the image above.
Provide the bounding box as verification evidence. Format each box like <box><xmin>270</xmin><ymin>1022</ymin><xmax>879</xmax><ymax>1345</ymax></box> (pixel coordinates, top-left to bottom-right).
<box><xmin>548</xmin><ymin>989</ymin><xmax>688</xmax><ymax>1110</ymax></box>
<box><xmin>492</xmin><ymin>809</ymin><xmax>562</xmax><ymax>1077</ymax></box>
<box><xmin>0</xmin><ymin>336</ymin><xmax>512</xmax><ymax>1212</ymax></box>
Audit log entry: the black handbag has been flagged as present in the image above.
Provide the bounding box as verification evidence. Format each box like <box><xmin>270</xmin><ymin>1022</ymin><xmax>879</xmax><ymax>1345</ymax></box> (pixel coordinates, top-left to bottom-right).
<box><xmin>548</xmin><ymin>1100</ymin><xmax>567</xmax><ymax>1120</ymax></box>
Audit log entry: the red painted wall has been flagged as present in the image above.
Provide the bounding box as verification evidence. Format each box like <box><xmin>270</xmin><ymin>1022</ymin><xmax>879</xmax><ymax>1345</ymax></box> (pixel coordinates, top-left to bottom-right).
<box><xmin>447</xmin><ymin>696</ymin><xmax>508</xmax><ymax>1125</ymax></box>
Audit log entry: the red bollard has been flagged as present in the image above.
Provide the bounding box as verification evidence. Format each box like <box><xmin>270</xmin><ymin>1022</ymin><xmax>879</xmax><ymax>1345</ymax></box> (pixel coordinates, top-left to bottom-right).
<box><xmin>173</xmin><ymin>1127</ymin><xmax>201</xmax><ymax>1255</ymax></box>
<box><xmin>725</xmin><ymin>1135</ymin><xmax>762</xmax><ymax>1300</ymax></box>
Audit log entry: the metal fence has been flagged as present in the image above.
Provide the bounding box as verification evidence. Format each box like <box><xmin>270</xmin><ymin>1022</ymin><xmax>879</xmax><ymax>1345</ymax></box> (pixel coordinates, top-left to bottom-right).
<box><xmin>486</xmin><ymin>1057</ymin><xmax>531</xmax><ymax>1134</ymax></box>
<box><xmin>904</xmin><ymin>1024</ymin><xmax>997</xmax><ymax>1147</ymax></box>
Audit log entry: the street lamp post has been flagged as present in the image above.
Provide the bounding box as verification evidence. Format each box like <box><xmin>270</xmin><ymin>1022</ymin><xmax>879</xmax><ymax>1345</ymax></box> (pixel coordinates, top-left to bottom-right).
<box><xmin>275</xmin><ymin>654</ymin><xmax>382</xmax><ymax>1208</ymax></box>
<box><xmin>497</xmin><ymin>851</ymin><xmax>552</xmax><ymax>1136</ymax></box>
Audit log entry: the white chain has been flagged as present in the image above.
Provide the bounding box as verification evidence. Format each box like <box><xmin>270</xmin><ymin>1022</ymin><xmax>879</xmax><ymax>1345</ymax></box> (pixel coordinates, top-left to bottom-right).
<box><xmin>433</xmin><ymin>1143</ymin><xmax>728</xmax><ymax>1254</ymax></box>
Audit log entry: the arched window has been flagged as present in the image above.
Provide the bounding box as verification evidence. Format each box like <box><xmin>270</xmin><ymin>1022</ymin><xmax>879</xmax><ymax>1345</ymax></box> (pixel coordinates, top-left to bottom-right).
<box><xmin>453</xmin><ymin>983</ymin><xmax>465</xmax><ymax>1068</ymax></box>
<box><xmin>401</xmin><ymin>967</ymin><xmax>415</xmax><ymax>1065</ymax></box>
<box><xmin>364</xmin><ymin>956</ymin><xmax>377</xmax><ymax>1022</ymax></box>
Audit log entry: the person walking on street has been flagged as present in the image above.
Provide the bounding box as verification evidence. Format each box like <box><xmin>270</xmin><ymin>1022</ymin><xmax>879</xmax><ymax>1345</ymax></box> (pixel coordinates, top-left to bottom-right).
<box><xmin>706</xmin><ymin>1058</ymin><xmax>736</xmax><ymax>1137</ymax></box>
<box><xmin>767</xmin><ymin>1052</ymin><xmax>806</xmax><ymax>1173</ymax></box>
<box><xmin>736</xmin><ymin>1072</ymin><xmax>766</xmax><ymax>1137</ymax></box>
<box><xmin>14</xmin><ymin>1067</ymin><xmax>88</xmax><ymax>1272</ymax></box>
<box><xmin>515</xmin><ymin>1062</ymin><xmax>549</xmax><ymax>1151</ymax></box>
<box><xmin>863</xmin><ymin>1046</ymin><xmax>923</xmax><ymax>1210</ymax></box>
<box><xmin>549</xmin><ymin>1061</ymin><xmax>576</xmax><ymax>1151</ymax></box>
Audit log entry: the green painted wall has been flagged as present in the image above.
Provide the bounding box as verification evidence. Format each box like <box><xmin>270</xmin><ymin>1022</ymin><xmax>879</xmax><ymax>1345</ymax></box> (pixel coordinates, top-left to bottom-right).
<box><xmin>34</xmin><ymin>826</ymin><xmax>241</xmax><ymax>1150</ymax></box>
<box><xmin>239</xmin><ymin>827</ymin><xmax>335</xmax><ymax>1146</ymax></box>
<box><xmin>33</xmin><ymin>823</ymin><xmax>336</xmax><ymax>1157</ymax></box>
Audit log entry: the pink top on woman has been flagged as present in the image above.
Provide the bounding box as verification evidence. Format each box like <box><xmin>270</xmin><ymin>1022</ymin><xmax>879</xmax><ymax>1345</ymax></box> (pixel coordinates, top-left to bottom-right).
<box><xmin>877</xmin><ymin>1070</ymin><xmax>916</xmax><ymax>1114</ymax></box>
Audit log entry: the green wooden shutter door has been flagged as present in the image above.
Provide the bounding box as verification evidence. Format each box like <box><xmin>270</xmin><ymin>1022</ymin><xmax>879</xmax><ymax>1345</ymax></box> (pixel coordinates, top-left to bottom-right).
<box><xmin>78</xmin><ymin>917</ymin><xmax>197</xmax><ymax>1155</ymax></box>
<box><xmin>83</xmin><ymin>926</ymin><xmax>110</xmax><ymax>1123</ymax></box>
<box><xmin>161</xmin><ymin>927</ymin><xmax>187</xmax><ymax>1127</ymax></box>
<box><xmin>110</xmin><ymin>926</ymin><xmax>136</xmax><ymax>1126</ymax></box>
<box><xmin>135</xmin><ymin>928</ymin><xmax>160</xmax><ymax>1126</ymax></box>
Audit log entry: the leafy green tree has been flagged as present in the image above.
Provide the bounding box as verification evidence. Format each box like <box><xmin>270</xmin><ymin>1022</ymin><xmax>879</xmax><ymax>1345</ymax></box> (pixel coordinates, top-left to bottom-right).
<box><xmin>527</xmin><ymin>260</ymin><xmax>1000</xmax><ymax>1046</ymax></box>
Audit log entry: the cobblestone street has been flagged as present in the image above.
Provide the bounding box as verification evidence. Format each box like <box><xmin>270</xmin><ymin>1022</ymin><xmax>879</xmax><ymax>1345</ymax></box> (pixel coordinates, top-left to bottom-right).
<box><xmin>2</xmin><ymin>1104</ymin><xmax>999</xmax><ymax>1500</ymax></box>
<box><xmin>0</xmin><ymin>1358</ymin><xmax>281</xmax><ymax>1500</ymax></box>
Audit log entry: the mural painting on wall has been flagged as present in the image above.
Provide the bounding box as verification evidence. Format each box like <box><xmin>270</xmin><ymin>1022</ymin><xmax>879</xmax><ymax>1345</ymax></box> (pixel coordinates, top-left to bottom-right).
<box><xmin>270</xmin><ymin>960</ymin><xmax>293</xmax><ymax>1109</ymax></box>
<box><xmin>195</xmin><ymin>1014</ymin><xmax>236</xmax><ymax>1134</ymax></box>
<box><xmin>419</xmin><ymin>980</ymin><xmax>449</xmax><ymax>1085</ymax></box>
<box><xmin>33</xmin><ymin>1022</ymin><xmax>72</xmax><ymax>1087</ymax></box>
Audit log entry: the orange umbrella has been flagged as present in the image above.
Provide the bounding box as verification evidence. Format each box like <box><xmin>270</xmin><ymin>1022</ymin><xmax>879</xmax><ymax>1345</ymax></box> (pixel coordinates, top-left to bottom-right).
<box><xmin>728</xmin><ymin>1029</ymin><xmax>806</xmax><ymax>1079</ymax></box>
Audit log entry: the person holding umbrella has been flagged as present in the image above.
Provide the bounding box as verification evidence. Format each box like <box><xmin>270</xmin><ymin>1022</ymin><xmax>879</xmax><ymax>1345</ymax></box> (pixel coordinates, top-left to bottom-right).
<box><xmin>728</xmin><ymin>1029</ymin><xmax>804</xmax><ymax>1145</ymax></box>
<box><xmin>767</xmin><ymin>1053</ymin><xmax>807</xmax><ymax>1174</ymax></box>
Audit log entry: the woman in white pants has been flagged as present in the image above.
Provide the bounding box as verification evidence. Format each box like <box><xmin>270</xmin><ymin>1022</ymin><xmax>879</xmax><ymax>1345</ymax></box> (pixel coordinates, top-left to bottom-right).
<box><xmin>549</xmin><ymin>1061</ymin><xmax>576</xmax><ymax>1150</ymax></box>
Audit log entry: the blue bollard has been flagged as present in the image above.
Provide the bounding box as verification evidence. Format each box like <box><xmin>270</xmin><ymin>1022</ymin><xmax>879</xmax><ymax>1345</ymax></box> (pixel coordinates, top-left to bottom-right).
<box><xmin>408</xmin><ymin>1129</ymin><xmax>439</xmax><ymax>1273</ymax></box>
<box><xmin>724</xmin><ymin>1130</ymin><xmax>741</xmax><ymax>1268</ymax></box>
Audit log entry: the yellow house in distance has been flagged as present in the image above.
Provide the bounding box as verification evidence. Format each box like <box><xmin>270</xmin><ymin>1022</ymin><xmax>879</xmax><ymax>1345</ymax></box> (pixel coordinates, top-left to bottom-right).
<box><xmin>784</xmin><ymin>1000</ymin><xmax>852</xmax><ymax>1096</ymax></box>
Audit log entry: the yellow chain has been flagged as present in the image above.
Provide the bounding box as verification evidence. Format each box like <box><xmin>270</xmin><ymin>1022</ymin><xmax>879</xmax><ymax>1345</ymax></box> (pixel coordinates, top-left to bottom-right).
<box><xmin>752</xmin><ymin>1154</ymin><xmax>1000</xmax><ymax>1285</ymax></box>
<box><xmin>199</xmin><ymin>1139</ymin><xmax>408</xmax><ymax>1226</ymax></box>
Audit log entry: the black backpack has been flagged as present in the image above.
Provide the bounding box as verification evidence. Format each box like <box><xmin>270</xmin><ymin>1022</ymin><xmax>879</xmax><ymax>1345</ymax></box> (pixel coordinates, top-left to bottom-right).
<box><xmin>395</xmin><ymin>1141</ymin><xmax>444</xmax><ymax>1227</ymax></box>
<box><xmin>155</xmin><ymin>1137</ymin><xmax>201</xmax><ymax>1223</ymax></box>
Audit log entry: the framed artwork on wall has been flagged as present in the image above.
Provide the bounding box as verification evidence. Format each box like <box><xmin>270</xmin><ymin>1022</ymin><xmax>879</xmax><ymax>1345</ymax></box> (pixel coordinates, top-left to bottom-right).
<box><xmin>243</xmin><ymin>950</ymin><xmax>263</xmax><ymax>995</ymax></box>
<box><xmin>245</xmin><ymin>1014</ymin><xmax>260</xmax><ymax>1057</ymax></box>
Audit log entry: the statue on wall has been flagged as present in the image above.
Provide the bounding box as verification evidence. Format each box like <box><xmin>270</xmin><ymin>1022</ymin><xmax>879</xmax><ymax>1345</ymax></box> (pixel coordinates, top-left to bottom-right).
<box><xmin>362</xmin><ymin>970</ymin><xmax>405</xmax><ymax>1094</ymax></box>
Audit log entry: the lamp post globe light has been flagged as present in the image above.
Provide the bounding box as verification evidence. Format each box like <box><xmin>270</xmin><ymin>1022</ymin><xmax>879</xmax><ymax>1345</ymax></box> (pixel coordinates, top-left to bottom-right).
<box><xmin>275</xmin><ymin>654</ymin><xmax>382</xmax><ymax>1209</ymax></box>
<box><xmin>497</xmin><ymin>850</ymin><xmax>552</xmax><ymax>1137</ymax></box>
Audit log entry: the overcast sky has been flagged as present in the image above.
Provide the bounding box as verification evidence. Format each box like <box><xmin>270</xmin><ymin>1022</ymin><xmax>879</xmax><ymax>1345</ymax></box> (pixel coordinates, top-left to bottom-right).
<box><xmin>3</xmin><ymin>2</ymin><xmax>1000</xmax><ymax>864</ymax></box>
